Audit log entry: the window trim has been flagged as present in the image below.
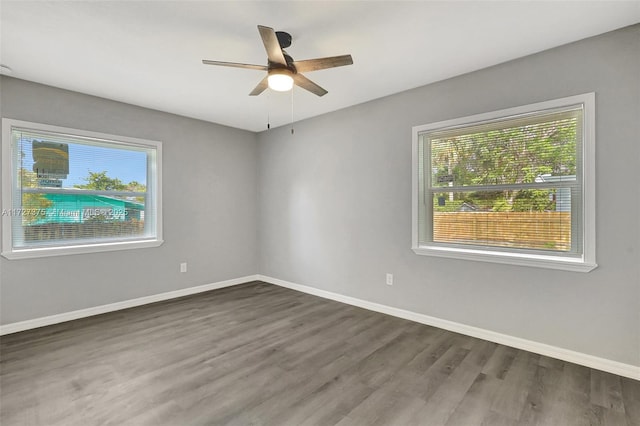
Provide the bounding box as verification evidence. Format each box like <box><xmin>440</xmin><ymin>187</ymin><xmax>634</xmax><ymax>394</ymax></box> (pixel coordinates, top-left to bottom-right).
<box><xmin>1</xmin><ymin>118</ymin><xmax>163</xmax><ymax>259</ymax></box>
<box><xmin>411</xmin><ymin>93</ymin><xmax>596</xmax><ymax>272</ymax></box>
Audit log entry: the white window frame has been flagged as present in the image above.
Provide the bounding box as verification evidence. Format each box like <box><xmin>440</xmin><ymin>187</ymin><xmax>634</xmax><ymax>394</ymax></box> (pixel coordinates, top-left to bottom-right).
<box><xmin>411</xmin><ymin>93</ymin><xmax>596</xmax><ymax>272</ymax></box>
<box><xmin>1</xmin><ymin>119</ymin><xmax>163</xmax><ymax>259</ymax></box>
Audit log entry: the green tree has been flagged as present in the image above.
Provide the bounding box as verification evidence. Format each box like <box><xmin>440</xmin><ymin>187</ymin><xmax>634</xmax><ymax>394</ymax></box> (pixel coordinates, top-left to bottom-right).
<box><xmin>512</xmin><ymin>189</ymin><xmax>555</xmax><ymax>212</ymax></box>
<box><xmin>20</xmin><ymin>168</ymin><xmax>52</xmax><ymax>224</ymax></box>
<box><xmin>74</xmin><ymin>171</ymin><xmax>127</xmax><ymax>191</ymax></box>
<box><xmin>125</xmin><ymin>180</ymin><xmax>146</xmax><ymax>193</ymax></box>
<box><xmin>432</xmin><ymin>117</ymin><xmax>577</xmax><ymax>212</ymax></box>
<box><xmin>75</xmin><ymin>170</ymin><xmax>146</xmax><ymax>205</ymax></box>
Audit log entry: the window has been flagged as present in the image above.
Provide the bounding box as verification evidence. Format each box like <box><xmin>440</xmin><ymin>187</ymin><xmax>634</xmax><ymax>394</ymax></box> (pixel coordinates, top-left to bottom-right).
<box><xmin>2</xmin><ymin>119</ymin><xmax>163</xmax><ymax>259</ymax></box>
<box><xmin>412</xmin><ymin>93</ymin><xmax>596</xmax><ymax>272</ymax></box>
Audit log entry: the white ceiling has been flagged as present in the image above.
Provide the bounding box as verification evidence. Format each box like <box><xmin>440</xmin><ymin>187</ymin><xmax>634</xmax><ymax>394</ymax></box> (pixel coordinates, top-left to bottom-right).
<box><xmin>1</xmin><ymin>1</ymin><xmax>639</xmax><ymax>132</ymax></box>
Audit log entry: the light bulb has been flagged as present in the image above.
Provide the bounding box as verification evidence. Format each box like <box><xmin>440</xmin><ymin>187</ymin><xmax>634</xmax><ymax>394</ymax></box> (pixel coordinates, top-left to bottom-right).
<box><xmin>267</xmin><ymin>70</ymin><xmax>294</xmax><ymax>92</ymax></box>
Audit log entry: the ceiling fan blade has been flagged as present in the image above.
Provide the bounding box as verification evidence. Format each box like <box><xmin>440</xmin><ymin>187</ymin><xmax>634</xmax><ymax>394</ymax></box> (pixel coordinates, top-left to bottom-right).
<box><xmin>293</xmin><ymin>73</ymin><xmax>328</xmax><ymax>97</ymax></box>
<box><xmin>258</xmin><ymin>25</ymin><xmax>287</xmax><ymax>66</ymax></box>
<box><xmin>249</xmin><ymin>76</ymin><xmax>269</xmax><ymax>96</ymax></box>
<box><xmin>292</xmin><ymin>55</ymin><xmax>353</xmax><ymax>73</ymax></box>
<box><xmin>202</xmin><ymin>60</ymin><xmax>267</xmax><ymax>71</ymax></box>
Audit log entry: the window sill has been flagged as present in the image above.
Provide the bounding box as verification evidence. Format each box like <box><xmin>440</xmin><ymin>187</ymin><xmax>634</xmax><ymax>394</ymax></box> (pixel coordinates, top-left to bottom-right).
<box><xmin>2</xmin><ymin>239</ymin><xmax>164</xmax><ymax>260</ymax></box>
<box><xmin>412</xmin><ymin>245</ymin><xmax>597</xmax><ymax>273</ymax></box>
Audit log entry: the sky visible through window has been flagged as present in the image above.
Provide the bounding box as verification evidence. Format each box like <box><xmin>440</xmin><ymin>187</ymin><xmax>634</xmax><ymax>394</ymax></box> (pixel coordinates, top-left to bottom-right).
<box><xmin>20</xmin><ymin>138</ymin><xmax>147</xmax><ymax>188</ymax></box>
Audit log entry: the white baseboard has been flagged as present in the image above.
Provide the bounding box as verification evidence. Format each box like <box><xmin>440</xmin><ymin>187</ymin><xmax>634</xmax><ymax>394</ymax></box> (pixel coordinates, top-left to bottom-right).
<box><xmin>258</xmin><ymin>275</ymin><xmax>640</xmax><ymax>381</ymax></box>
<box><xmin>2</xmin><ymin>273</ymin><xmax>638</xmax><ymax>381</ymax></box>
<box><xmin>0</xmin><ymin>275</ymin><xmax>259</xmax><ymax>336</ymax></box>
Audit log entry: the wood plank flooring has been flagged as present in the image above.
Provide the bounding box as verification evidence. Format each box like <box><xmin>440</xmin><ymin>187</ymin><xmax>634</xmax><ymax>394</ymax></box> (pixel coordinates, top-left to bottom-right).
<box><xmin>1</xmin><ymin>281</ymin><xmax>638</xmax><ymax>425</ymax></box>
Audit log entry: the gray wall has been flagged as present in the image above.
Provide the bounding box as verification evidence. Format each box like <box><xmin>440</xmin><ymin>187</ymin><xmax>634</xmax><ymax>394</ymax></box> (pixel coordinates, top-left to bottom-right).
<box><xmin>257</xmin><ymin>25</ymin><xmax>640</xmax><ymax>366</ymax></box>
<box><xmin>1</xmin><ymin>25</ymin><xmax>638</xmax><ymax>368</ymax></box>
<box><xmin>0</xmin><ymin>77</ymin><xmax>259</xmax><ymax>324</ymax></box>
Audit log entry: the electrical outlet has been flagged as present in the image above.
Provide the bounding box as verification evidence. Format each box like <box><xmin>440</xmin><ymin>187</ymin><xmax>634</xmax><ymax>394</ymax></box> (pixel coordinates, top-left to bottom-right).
<box><xmin>386</xmin><ymin>273</ymin><xmax>393</xmax><ymax>286</ymax></box>
<box><xmin>180</xmin><ymin>262</ymin><xmax>187</xmax><ymax>273</ymax></box>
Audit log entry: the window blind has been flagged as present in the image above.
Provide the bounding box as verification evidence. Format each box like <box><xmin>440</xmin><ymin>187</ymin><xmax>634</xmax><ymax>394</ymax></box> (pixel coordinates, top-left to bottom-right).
<box><xmin>421</xmin><ymin>105</ymin><xmax>583</xmax><ymax>254</ymax></box>
<box><xmin>9</xmin><ymin>127</ymin><xmax>158</xmax><ymax>249</ymax></box>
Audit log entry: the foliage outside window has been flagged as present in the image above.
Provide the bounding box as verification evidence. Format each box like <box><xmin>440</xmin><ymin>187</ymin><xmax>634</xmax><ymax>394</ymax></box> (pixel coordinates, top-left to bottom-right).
<box><xmin>2</xmin><ymin>119</ymin><xmax>163</xmax><ymax>259</ymax></box>
<box><xmin>412</xmin><ymin>93</ymin><xmax>596</xmax><ymax>272</ymax></box>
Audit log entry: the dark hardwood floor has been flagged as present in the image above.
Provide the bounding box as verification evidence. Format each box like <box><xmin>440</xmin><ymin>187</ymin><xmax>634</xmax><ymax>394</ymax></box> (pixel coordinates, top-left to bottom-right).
<box><xmin>1</xmin><ymin>281</ymin><xmax>638</xmax><ymax>425</ymax></box>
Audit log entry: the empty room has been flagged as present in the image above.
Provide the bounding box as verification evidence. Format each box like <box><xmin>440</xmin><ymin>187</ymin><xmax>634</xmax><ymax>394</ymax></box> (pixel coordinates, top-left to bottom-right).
<box><xmin>1</xmin><ymin>1</ymin><xmax>639</xmax><ymax>425</ymax></box>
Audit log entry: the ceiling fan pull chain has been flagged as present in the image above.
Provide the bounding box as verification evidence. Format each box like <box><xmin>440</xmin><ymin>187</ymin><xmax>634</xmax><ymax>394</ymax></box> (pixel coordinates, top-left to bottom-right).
<box><xmin>291</xmin><ymin>88</ymin><xmax>295</xmax><ymax>135</ymax></box>
<box><xmin>267</xmin><ymin>91</ymin><xmax>271</xmax><ymax>130</ymax></box>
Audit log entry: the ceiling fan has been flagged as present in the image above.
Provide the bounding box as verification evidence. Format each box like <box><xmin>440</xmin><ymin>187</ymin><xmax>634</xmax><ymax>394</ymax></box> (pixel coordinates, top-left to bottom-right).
<box><xmin>202</xmin><ymin>25</ymin><xmax>353</xmax><ymax>97</ymax></box>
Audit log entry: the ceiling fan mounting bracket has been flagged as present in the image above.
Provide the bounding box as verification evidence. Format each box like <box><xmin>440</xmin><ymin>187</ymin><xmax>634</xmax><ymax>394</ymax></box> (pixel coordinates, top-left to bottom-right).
<box><xmin>275</xmin><ymin>31</ymin><xmax>292</xmax><ymax>49</ymax></box>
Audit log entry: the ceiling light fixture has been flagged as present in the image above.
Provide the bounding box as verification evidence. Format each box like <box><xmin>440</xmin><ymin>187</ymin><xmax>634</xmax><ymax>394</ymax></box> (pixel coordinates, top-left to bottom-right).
<box><xmin>267</xmin><ymin>68</ymin><xmax>294</xmax><ymax>92</ymax></box>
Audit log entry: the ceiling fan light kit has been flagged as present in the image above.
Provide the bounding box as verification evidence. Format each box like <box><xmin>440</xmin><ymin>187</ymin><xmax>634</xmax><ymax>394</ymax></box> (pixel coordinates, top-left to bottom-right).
<box><xmin>203</xmin><ymin>25</ymin><xmax>353</xmax><ymax>97</ymax></box>
<box><xmin>267</xmin><ymin>68</ymin><xmax>294</xmax><ymax>92</ymax></box>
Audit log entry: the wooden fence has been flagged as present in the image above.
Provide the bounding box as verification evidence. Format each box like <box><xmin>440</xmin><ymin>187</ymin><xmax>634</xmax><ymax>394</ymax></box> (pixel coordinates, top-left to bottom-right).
<box><xmin>433</xmin><ymin>212</ymin><xmax>571</xmax><ymax>251</ymax></box>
